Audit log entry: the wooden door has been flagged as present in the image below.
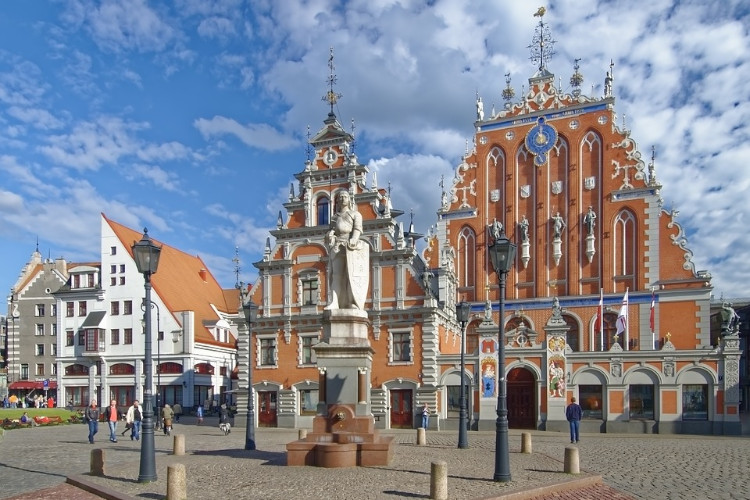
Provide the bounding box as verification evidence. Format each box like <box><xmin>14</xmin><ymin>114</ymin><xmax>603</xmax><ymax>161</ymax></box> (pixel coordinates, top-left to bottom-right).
<box><xmin>258</xmin><ymin>391</ymin><xmax>277</xmax><ymax>427</ymax></box>
<box><xmin>390</xmin><ymin>389</ymin><xmax>413</xmax><ymax>429</ymax></box>
<box><xmin>507</xmin><ymin>368</ymin><xmax>536</xmax><ymax>429</ymax></box>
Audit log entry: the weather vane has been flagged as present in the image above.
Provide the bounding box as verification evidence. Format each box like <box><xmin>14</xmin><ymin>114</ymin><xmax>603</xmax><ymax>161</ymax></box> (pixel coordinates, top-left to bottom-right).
<box><xmin>322</xmin><ymin>47</ymin><xmax>342</xmax><ymax>114</ymax></box>
<box><xmin>528</xmin><ymin>6</ymin><xmax>555</xmax><ymax>72</ymax></box>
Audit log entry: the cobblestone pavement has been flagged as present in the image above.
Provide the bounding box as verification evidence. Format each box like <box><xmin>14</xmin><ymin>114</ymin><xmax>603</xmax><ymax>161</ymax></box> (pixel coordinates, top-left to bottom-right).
<box><xmin>0</xmin><ymin>416</ymin><xmax>747</xmax><ymax>499</ymax></box>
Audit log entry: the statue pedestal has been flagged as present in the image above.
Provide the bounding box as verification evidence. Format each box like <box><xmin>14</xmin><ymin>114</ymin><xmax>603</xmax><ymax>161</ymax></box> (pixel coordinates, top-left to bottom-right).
<box><xmin>286</xmin><ymin>309</ymin><xmax>395</xmax><ymax>467</ymax></box>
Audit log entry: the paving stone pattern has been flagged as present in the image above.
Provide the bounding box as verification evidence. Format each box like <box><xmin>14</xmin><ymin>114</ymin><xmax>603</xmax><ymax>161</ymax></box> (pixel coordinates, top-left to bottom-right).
<box><xmin>0</xmin><ymin>415</ymin><xmax>748</xmax><ymax>499</ymax></box>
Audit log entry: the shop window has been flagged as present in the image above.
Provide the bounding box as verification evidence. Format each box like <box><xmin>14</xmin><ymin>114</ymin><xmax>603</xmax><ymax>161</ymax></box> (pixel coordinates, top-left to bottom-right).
<box><xmin>629</xmin><ymin>384</ymin><xmax>654</xmax><ymax>419</ymax></box>
<box><xmin>682</xmin><ymin>384</ymin><xmax>708</xmax><ymax>420</ymax></box>
<box><xmin>579</xmin><ymin>385</ymin><xmax>603</xmax><ymax>419</ymax></box>
<box><xmin>299</xmin><ymin>389</ymin><xmax>318</xmax><ymax>415</ymax></box>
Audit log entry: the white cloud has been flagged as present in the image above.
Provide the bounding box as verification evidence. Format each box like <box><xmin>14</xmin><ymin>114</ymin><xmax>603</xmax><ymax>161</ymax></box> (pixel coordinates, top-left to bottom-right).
<box><xmin>194</xmin><ymin>116</ymin><xmax>297</xmax><ymax>151</ymax></box>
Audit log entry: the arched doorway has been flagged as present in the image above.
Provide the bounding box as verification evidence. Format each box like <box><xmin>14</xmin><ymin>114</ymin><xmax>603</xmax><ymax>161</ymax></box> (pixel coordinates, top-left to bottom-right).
<box><xmin>507</xmin><ymin>367</ymin><xmax>536</xmax><ymax>429</ymax></box>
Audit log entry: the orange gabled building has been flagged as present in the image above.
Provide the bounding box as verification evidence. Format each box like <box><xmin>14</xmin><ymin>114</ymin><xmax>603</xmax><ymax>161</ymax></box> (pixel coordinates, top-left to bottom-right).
<box><xmin>247</xmin><ymin>101</ymin><xmax>460</xmax><ymax>429</ymax></box>
<box><xmin>246</xmin><ymin>17</ymin><xmax>739</xmax><ymax>435</ymax></box>
<box><xmin>421</xmin><ymin>13</ymin><xmax>738</xmax><ymax>435</ymax></box>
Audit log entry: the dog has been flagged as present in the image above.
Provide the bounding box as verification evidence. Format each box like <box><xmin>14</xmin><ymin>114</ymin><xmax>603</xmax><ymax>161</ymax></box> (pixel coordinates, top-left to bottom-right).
<box><xmin>219</xmin><ymin>422</ymin><xmax>231</xmax><ymax>435</ymax></box>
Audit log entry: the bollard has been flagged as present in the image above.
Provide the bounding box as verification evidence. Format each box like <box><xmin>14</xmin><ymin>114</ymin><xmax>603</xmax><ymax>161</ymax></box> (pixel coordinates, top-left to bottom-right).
<box><xmin>564</xmin><ymin>446</ymin><xmax>580</xmax><ymax>474</ymax></box>
<box><xmin>417</xmin><ymin>427</ymin><xmax>426</xmax><ymax>446</ymax></box>
<box><xmin>90</xmin><ymin>449</ymin><xmax>105</xmax><ymax>476</ymax></box>
<box><xmin>298</xmin><ymin>428</ymin><xmax>308</xmax><ymax>440</ymax></box>
<box><xmin>166</xmin><ymin>464</ymin><xmax>187</xmax><ymax>500</ymax></box>
<box><xmin>173</xmin><ymin>434</ymin><xmax>185</xmax><ymax>455</ymax></box>
<box><xmin>430</xmin><ymin>460</ymin><xmax>448</xmax><ymax>500</ymax></box>
<box><xmin>521</xmin><ymin>432</ymin><xmax>532</xmax><ymax>454</ymax></box>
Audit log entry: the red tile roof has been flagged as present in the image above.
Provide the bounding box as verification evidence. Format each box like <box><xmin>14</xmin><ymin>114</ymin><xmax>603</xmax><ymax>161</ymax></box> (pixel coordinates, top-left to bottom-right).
<box><xmin>103</xmin><ymin>214</ymin><xmax>240</xmax><ymax>348</ymax></box>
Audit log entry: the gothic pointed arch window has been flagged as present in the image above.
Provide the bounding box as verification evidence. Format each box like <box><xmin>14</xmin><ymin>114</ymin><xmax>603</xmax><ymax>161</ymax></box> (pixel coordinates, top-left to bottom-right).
<box><xmin>457</xmin><ymin>226</ymin><xmax>476</xmax><ymax>300</ymax></box>
<box><xmin>316</xmin><ymin>196</ymin><xmax>330</xmax><ymax>226</ymax></box>
<box><xmin>487</xmin><ymin>147</ymin><xmax>506</xmax><ymax>199</ymax></box>
<box><xmin>613</xmin><ymin>210</ymin><xmax>637</xmax><ymax>289</ymax></box>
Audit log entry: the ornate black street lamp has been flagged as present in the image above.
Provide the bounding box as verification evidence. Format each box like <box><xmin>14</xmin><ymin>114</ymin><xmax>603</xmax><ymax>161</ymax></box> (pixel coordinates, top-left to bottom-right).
<box><xmin>487</xmin><ymin>226</ymin><xmax>516</xmax><ymax>483</ymax></box>
<box><xmin>242</xmin><ymin>294</ymin><xmax>258</xmax><ymax>450</ymax></box>
<box><xmin>132</xmin><ymin>228</ymin><xmax>162</xmax><ymax>483</ymax></box>
<box><xmin>456</xmin><ymin>301</ymin><xmax>472</xmax><ymax>449</ymax></box>
<box><xmin>141</xmin><ymin>300</ymin><xmax>161</xmax><ymax>429</ymax></box>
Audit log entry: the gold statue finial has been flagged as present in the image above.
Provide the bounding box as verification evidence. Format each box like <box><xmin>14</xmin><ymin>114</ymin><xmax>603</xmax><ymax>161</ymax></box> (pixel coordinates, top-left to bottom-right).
<box><xmin>534</xmin><ymin>6</ymin><xmax>546</xmax><ymax>17</ymax></box>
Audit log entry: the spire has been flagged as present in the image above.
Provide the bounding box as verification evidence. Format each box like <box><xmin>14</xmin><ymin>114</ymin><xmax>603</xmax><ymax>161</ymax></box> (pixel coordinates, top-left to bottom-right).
<box><xmin>570</xmin><ymin>58</ymin><xmax>583</xmax><ymax>97</ymax></box>
<box><xmin>322</xmin><ymin>47</ymin><xmax>342</xmax><ymax>116</ymax></box>
<box><xmin>232</xmin><ymin>246</ymin><xmax>241</xmax><ymax>289</ymax></box>
<box><xmin>502</xmin><ymin>72</ymin><xmax>515</xmax><ymax>108</ymax></box>
<box><xmin>528</xmin><ymin>6</ymin><xmax>555</xmax><ymax>75</ymax></box>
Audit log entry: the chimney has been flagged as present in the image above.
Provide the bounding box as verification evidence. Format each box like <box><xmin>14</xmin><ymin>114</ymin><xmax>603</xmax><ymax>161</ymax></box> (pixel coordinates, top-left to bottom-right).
<box><xmin>199</xmin><ymin>268</ymin><xmax>207</xmax><ymax>282</ymax></box>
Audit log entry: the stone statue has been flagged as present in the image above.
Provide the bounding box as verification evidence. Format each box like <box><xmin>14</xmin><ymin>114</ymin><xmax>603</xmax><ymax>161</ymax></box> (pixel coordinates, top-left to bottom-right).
<box><xmin>519</xmin><ymin>215</ymin><xmax>529</xmax><ymax>242</ymax></box>
<box><xmin>583</xmin><ymin>206</ymin><xmax>596</xmax><ymax>235</ymax></box>
<box><xmin>721</xmin><ymin>302</ymin><xmax>740</xmax><ymax>334</ymax></box>
<box><xmin>325</xmin><ymin>191</ymin><xmax>369</xmax><ymax>310</ymax></box>
<box><xmin>551</xmin><ymin>212</ymin><xmax>566</xmax><ymax>239</ymax></box>
<box><xmin>476</xmin><ymin>96</ymin><xmax>484</xmax><ymax>121</ymax></box>
<box><xmin>488</xmin><ymin>218</ymin><xmax>503</xmax><ymax>242</ymax></box>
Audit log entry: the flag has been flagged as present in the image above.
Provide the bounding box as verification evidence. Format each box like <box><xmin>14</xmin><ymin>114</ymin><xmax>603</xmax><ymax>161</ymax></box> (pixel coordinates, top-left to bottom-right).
<box><xmin>649</xmin><ymin>290</ymin><xmax>655</xmax><ymax>333</ymax></box>
<box><xmin>616</xmin><ymin>289</ymin><xmax>629</xmax><ymax>337</ymax></box>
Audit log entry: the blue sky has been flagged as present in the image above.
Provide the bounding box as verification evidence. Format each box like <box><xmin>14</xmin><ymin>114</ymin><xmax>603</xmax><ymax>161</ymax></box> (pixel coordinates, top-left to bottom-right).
<box><xmin>1</xmin><ymin>0</ymin><xmax>749</xmax><ymax>299</ymax></box>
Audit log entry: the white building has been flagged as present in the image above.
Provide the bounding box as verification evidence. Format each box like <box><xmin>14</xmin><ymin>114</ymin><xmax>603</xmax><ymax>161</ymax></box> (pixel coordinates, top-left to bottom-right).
<box><xmin>54</xmin><ymin>214</ymin><xmax>240</xmax><ymax>411</ymax></box>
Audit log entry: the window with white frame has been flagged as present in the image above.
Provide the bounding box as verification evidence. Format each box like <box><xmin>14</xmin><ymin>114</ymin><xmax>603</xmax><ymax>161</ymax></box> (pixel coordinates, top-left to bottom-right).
<box><xmin>36</xmin><ymin>304</ymin><xmax>45</xmax><ymax>317</ymax></box>
<box><xmin>36</xmin><ymin>344</ymin><xmax>44</xmax><ymax>356</ymax></box>
<box><xmin>36</xmin><ymin>363</ymin><xmax>45</xmax><ymax>376</ymax></box>
<box><xmin>389</xmin><ymin>329</ymin><xmax>413</xmax><ymax>364</ymax></box>
<box><xmin>258</xmin><ymin>335</ymin><xmax>277</xmax><ymax>367</ymax></box>
<box><xmin>36</xmin><ymin>324</ymin><xmax>44</xmax><ymax>336</ymax></box>
<box><xmin>299</xmin><ymin>334</ymin><xmax>319</xmax><ymax>365</ymax></box>
<box><xmin>300</xmin><ymin>273</ymin><xmax>319</xmax><ymax>306</ymax></box>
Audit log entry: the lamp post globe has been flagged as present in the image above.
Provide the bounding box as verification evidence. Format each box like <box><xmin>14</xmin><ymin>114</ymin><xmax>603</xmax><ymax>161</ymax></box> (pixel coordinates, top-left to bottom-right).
<box><xmin>456</xmin><ymin>301</ymin><xmax>472</xmax><ymax>449</ymax></box>
<box><xmin>242</xmin><ymin>295</ymin><xmax>258</xmax><ymax>451</ymax></box>
<box><xmin>132</xmin><ymin>228</ymin><xmax>161</xmax><ymax>483</ymax></box>
<box><xmin>487</xmin><ymin>226</ymin><xmax>516</xmax><ymax>483</ymax></box>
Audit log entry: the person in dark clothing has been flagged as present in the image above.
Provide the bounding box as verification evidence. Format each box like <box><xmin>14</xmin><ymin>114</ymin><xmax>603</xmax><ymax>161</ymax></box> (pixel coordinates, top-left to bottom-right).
<box><xmin>565</xmin><ymin>397</ymin><xmax>583</xmax><ymax>444</ymax></box>
<box><xmin>84</xmin><ymin>400</ymin><xmax>100</xmax><ymax>444</ymax></box>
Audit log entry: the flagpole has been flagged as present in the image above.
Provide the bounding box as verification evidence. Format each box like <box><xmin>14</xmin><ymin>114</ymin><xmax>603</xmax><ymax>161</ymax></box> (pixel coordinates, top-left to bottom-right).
<box><xmin>624</xmin><ymin>287</ymin><xmax>629</xmax><ymax>350</ymax></box>
<box><xmin>599</xmin><ymin>288</ymin><xmax>604</xmax><ymax>351</ymax></box>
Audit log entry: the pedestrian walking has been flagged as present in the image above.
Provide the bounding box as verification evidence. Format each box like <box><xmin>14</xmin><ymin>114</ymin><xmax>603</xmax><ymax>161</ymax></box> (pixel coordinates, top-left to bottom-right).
<box><xmin>565</xmin><ymin>397</ymin><xmax>583</xmax><ymax>444</ymax></box>
<box><xmin>84</xmin><ymin>400</ymin><xmax>100</xmax><ymax>444</ymax></box>
<box><xmin>125</xmin><ymin>400</ymin><xmax>143</xmax><ymax>441</ymax></box>
<box><xmin>173</xmin><ymin>402</ymin><xmax>182</xmax><ymax>423</ymax></box>
<box><xmin>196</xmin><ymin>404</ymin><xmax>204</xmax><ymax>425</ymax></box>
<box><xmin>104</xmin><ymin>400</ymin><xmax>122</xmax><ymax>443</ymax></box>
<box><xmin>161</xmin><ymin>404</ymin><xmax>174</xmax><ymax>435</ymax></box>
